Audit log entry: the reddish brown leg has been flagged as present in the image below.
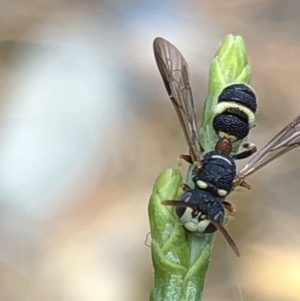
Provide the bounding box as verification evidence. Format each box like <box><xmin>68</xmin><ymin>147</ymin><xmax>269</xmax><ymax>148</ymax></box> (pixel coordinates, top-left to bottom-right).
<box><xmin>223</xmin><ymin>201</ymin><xmax>236</xmax><ymax>228</ymax></box>
<box><xmin>233</xmin><ymin>178</ymin><xmax>252</xmax><ymax>190</ymax></box>
<box><xmin>194</xmin><ymin>160</ymin><xmax>202</xmax><ymax>171</ymax></box>
<box><xmin>223</xmin><ymin>201</ymin><xmax>236</xmax><ymax>215</ymax></box>
<box><xmin>232</xmin><ymin>145</ymin><xmax>257</xmax><ymax>160</ymax></box>
<box><xmin>181</xmin><ymin>183</ymin><xmax>191</xmax><ymax>191</ymax></box>
<box><xmin>239</xmin><ymin>180</ymin><xmax>252</xmax><ymax>190</ymax></box>
<box><xmin>179</xmin><ymin>154</ymin><xmax>202</xmax><ymax>172</ymax></box>
<box><xmin>180</xmin><ymin>154</ymin><xmax>193</xmax><ymax>164</ymax></box>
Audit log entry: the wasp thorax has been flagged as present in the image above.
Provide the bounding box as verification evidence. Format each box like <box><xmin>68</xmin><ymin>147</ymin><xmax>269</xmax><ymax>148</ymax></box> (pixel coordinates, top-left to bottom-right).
<box><xmin>213</xmin><ymin>83</ymin><xmax>257</xmax><ymax>141</ymax></box>
<box><xmin>176</xmin><ymin>189</ymin><xmax>225</xmax><ymax>234</ymax></box>
<box><xmin>192</xmin><ymin>151</ymin><xmax>236</xmax><ymax>195</ymax></box>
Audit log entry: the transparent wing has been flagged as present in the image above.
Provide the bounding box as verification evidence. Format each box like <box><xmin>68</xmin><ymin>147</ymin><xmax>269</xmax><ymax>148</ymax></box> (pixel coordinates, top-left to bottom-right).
<box><xmin>237</xmin><ymin>114</ymin><xmax>300</xmax><ymax>180</ymax></box>
<box><xmin>153</xmin><ymin>37</ymin><xmax>202</xmax><ymax>163</ymax></box>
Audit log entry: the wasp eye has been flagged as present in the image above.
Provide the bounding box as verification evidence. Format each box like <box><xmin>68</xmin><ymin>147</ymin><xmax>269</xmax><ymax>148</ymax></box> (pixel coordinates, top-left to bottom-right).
<box><xmin>196</xmin><ymin>180</ymin><xmax>208</xmax><ymax>189</ymax></box>
<box><xmin>217</xmin><ymin>189</ymin><xmax>228</xmax><ymax>197</ymax></box>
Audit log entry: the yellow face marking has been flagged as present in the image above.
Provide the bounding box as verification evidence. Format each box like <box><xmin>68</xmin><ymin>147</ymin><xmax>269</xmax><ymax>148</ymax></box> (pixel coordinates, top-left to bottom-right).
<box><xmin>213</xmin><ymin>102</ymin><xmax>256</xmax><ymax>124</ymax></box>
<box><xmin>180</xmin><ymin>209</ymin><xmax>211</xmax><ymax>234</ymax></box>
<box><xmin>184</xmin><ymin>220</ymin><xmax>211</xmax><ymax>234</ymax></box>
<box><xmin>180</xmin><ymin>208</ymin><xmax>199</xmax><ymax>225</ymax></box>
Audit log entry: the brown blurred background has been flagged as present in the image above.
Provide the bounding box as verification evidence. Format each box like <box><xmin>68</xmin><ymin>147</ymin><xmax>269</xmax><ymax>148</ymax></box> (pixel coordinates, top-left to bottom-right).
<box><xmin>0</xmin><ymin>0</ymin><xmax>300</xmax><ymax>300</ymax></box>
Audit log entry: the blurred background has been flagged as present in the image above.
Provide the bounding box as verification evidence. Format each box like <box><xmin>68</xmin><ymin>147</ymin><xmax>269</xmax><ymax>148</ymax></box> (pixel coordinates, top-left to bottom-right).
<box><xmin>0</xmin><ymin>0</ymin><xmax>300</xmax><ymax>300</ymax></box>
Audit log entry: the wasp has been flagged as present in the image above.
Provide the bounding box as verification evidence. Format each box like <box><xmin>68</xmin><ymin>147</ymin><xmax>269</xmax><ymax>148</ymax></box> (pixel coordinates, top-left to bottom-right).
<box><xmin>153</xmin><ymin>37</ymin><xmax>300</xmax><ymax>256</ymax></box>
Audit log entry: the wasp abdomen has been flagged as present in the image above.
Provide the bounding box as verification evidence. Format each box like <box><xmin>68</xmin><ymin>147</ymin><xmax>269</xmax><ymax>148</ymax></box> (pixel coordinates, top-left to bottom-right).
<box><xmin>213</xmin><ymin>111</ymin><xmax>249</xmax><ymax>141</ymax></box>
<box><xmin>218</xmin><ymin>83</ymin><xmax>257</xmax><ymax>112</ymax></box>
<box><xmin>213</xmin><ymin>83</ymin><xmax>257</xmax><ymax>142</ymax></box>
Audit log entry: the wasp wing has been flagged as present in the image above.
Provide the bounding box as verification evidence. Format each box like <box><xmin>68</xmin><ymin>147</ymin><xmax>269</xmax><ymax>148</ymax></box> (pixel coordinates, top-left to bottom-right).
<box><xmin>153</xmin><ymin>37</ymin><xmax>202</xmax><ymax>163</ymax></box>
<box><xmin>237</xmin><ymin>114</ymin><xmax>300</xmax><ymax>180</ymax></box>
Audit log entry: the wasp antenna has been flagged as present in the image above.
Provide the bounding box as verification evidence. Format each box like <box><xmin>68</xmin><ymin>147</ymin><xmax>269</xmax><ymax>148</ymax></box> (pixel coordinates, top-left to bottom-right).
<box><xmin>208</xmin><ymin>218</ymin><xmax>240</xmax><ymax>257</ymax></box>
<box><xmin>162</xmin><ymin>200</ymin><xmax>196</xmax><ymax>210</ymax></box>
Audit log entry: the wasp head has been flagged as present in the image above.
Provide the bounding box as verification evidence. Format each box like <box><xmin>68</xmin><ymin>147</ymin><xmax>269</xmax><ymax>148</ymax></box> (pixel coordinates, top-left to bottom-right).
<box><xmin>175</xmin><ymin>189</ymin><xmax>225</xmax><ymax>234</ymax></box>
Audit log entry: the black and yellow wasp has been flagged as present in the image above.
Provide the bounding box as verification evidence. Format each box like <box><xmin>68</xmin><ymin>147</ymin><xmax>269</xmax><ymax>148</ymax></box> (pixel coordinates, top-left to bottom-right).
<box><xmin>153</xmin><ymin>37</ymin><xmax>300</xmax><ymax>256</ymax></box>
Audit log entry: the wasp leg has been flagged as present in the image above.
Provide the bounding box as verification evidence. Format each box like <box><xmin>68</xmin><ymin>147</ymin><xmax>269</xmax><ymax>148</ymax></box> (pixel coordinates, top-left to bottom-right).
<box><xmin>232</xmin><ymin>143</ymin><xmax>257</xmax><ymax>160</ymax></box>
<box><xmin>239</xmin><ymin>181</ymin><xmax>252</xmax><ymax>189</ymax></box>
<box><xmin>241</xmin><ymin>141</ymin><xmax>256</xmax><ymax>149</ymax></box>
<box><xmin>181</xmin><ymin>183</ymin><xmax>191</xmax><ymax>191</ymax></box>
<box><xmin>180</xmin><ymin>154</ymin><xmax>193</xmax><ymax>164</ymax></box>
<box><xmin>179</xmin><ymin>154</ymin><xmax>202</xmax><ymax>171</ymax></box>
<box><xmin>223</xmin><ymin>201</ymin><xmax>236</xmax><ymax>226</ymax></box>
<box><xmin>233</xmin><ymin>178</ymin><xmax>252</xmax><ymax>190</ymax></box>
<box><xmin>223</xmin><ymin>201</ymin><xmax>236</xmax><ymax>215</ymax></box>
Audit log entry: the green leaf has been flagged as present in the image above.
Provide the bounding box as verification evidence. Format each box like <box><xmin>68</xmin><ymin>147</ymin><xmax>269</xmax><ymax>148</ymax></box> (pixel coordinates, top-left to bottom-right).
<box><xmin>149</xmin><ymin>168</ymin><xmax>188</xmax><ymax>301</ymax></box>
